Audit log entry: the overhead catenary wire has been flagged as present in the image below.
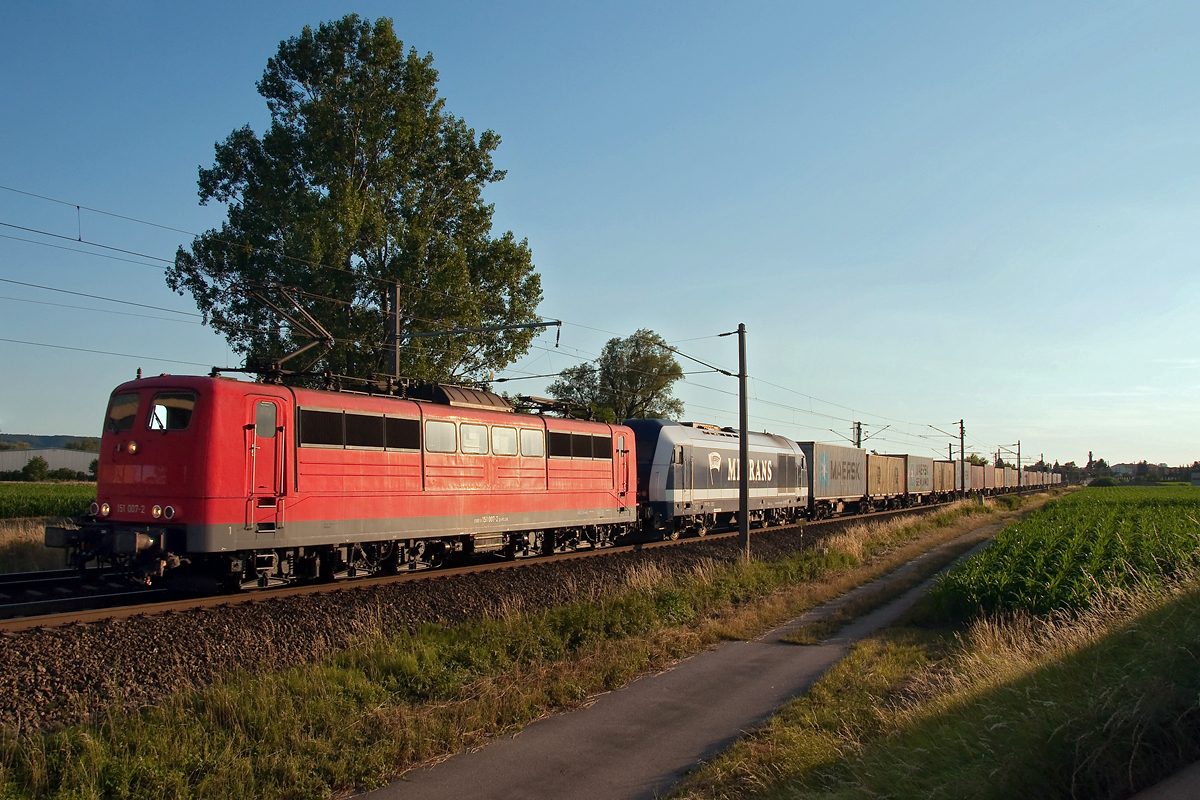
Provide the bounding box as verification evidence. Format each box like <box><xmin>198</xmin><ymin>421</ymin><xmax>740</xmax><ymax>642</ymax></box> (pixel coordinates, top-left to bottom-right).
<box><xmin>0</xmin><ymin>277</ymin><xmax>201</xmax><ymax>317</ymax></box>
<box><xmin>2</xmin><ymin>185</ymin><xmax>1034</xmax><ymax>459</ymax></box>
<box><xmin>0</xmin><ymin>337</ymin><xmax>226</xmax><ymax>369</ymax></box>
<box><xmin>0</xmin><ymin>294</ymin><xmax>208</xmax><ymax>324</ymax></box>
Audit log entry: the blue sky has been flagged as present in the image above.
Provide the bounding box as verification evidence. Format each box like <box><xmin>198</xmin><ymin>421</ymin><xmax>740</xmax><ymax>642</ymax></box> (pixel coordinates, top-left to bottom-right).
<box><xmin>1</xmin><ymin>1</ymin><xmax>1197</xmax><ymax>466</ymax></box>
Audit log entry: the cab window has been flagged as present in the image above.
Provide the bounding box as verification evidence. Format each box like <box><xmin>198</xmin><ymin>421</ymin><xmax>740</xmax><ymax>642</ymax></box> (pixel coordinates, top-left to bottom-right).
<box><xmin>148</xmin><ymin>392</ymin><xmax>198</xmax><ymax>431</ymax></box>
<box><xmin>106</xmin><ymin>393</ymin><xmax>140</xmax><ymax>434</ymax></box>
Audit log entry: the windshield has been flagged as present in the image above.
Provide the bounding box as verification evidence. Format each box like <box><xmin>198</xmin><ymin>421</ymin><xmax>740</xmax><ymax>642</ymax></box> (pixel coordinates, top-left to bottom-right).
<box><xmin>106</xmin><ymin>393</ymin><xmax>140</xmax><ymax>434</ymax></box>
<box><xmin>148</xmin><ymin>392</ymin><xmax>198</xmax><ymax>431</ymax></box>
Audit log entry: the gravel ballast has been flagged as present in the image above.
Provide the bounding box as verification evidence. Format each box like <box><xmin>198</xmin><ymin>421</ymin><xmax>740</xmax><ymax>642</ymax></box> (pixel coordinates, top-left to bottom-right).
<box><xmin>0</xmin><ymin>525</ymin><xmax>838</xmax><ymax>734</ymax></box>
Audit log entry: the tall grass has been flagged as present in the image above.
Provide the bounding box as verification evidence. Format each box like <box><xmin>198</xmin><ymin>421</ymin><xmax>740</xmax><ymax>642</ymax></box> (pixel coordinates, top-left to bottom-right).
<box><xmin>0</xmin><ymin>518</ymin><xmax>66</xmax><ymax>573</ymax></box>
<box><xmin>0</xmin><ymin>501</ymin><xmax>1013</xmax><ymax>799</ymax></box>
<box><xmin>675</xmin><ymin>573</ymin><xmax>1200</xmax><ymax>800</ymax></box>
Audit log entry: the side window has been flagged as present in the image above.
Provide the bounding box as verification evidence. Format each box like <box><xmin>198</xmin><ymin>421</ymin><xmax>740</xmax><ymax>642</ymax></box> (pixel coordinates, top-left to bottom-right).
<box><xmin>492</xmin><ymin>426</ymin><xmax>518</xmax><ymax>456</ymax></box>
<box><xmin>254</xmin><ymin>402</ymin><xmax>276</xmax><ymax>439</ymax></box>
<box><xmin>592</xmin><ymin>436</ymin><xmax>613</xmax><ymax>460</ymax></box>
<box><xmin>548</xmin><ymin>431</ymin><xmax>572</xmax><ymax>458</ymax></box>
<box><xmin>299</xmin><ymin>409</ymin><xmax>343</xmax><ymax>447</ymax></box>
<box><xmin>345</xmin><ymin>413</ymin><xmax>384</xmax><ymax>449</ymax></box>
<box><xmin>571</xmin><ymin>434</ymin><xmax>593</xmax><ymax>459</ymax></box>
<box><xmin>106</xmin><ymin>393</ymin><xmax>140</xmax><ymax>434</ymax></box>
<box><xmin>460</xmin><ymin>423</ymin><xmax>488</xmax><ymax>454</ymax></box>
<box><xmin>425</xmin><ymin>420</ymin><xmax>457</xmax><ymax>453</ymax></box>
<box><xmin>520</xmin><ymin>428</ymin><xmax>545</xmax><ymax>458</ymax></box>
<box><xmin>148</xmin><ymin>392</ymin><xmax>198</xmax><ymax>432</ymax></box>
<box><xmin>385</xmin><ymin>417</ymin><xmax>420</xmax><ymax>450</ymax></box>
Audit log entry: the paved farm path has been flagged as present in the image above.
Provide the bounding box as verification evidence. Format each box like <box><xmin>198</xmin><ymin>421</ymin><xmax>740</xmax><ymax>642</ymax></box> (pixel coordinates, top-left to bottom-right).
<box><xmin>360</xmin><ymin>525</ymin><xmax>999</xmax><ymax>800</ymax></box>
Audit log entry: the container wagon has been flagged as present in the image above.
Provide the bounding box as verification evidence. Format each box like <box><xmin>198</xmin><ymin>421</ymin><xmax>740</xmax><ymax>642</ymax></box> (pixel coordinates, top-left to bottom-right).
<box><xmin>798</xmin><ymin>442</ymin><xmax>866</xmax><ymax>518</ymax></box>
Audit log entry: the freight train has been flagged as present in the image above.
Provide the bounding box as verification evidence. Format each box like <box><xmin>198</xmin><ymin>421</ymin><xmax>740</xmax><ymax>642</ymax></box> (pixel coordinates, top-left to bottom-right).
<box><xmin>45</xmin><ymin>374</ymin><xmax>1058</xmax><ymax>588</ymax></box>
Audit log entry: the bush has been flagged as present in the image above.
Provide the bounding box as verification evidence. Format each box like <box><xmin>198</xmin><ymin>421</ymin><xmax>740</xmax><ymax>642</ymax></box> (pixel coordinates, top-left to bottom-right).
<box><xmin>19</xmin><ymin>457</ymin><xmax>48</xmax><ymax>482</ymax></box>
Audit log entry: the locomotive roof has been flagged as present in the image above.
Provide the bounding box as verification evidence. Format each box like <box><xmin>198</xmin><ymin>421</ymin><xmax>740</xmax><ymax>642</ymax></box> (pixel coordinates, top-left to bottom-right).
<box><xmin>624</xmin><ymin>418</ymin><xmax>801</xmax><ymax>452</ymax></box>
<box><xmin>107</xmin><ymin>374</ymin><xmax>622</xmax><ymax>431</ymax></box>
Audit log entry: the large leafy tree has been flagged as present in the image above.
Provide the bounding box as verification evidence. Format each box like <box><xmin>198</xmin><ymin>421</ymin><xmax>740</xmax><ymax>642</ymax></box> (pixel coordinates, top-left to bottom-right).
<box><xmin>168</xmin><ymin>15</ymin><xmax>542</xmax><ymax>383</ymax></box>
<box><xmin>548</xmin><ymin>329</ymin><xmax>685</xmax><ymax>422</ymax></box>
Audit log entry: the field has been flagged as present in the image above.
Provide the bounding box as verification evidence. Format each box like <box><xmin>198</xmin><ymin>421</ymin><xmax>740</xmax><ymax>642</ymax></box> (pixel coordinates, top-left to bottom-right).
<box><xmin>0</xmin><ymin>483</ymin><xmax>95</xmax><ymax>520</ymax></box>
<box><xmin>930</xmin><ymin>485</ymin><xmax>1200</xmax><ymax>617</ymax></box>
<box><xmin>675</xmin><ymin>486</ymin><xmax>1200</xmax><ymax>800</ymax></box>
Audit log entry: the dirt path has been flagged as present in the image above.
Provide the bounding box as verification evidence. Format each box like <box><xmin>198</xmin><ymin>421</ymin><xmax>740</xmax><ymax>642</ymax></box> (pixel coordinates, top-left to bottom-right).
<box><xmin>360</xmin><ymin>524</ymin><xmax>999</xmax><ymax>800</ymax></box>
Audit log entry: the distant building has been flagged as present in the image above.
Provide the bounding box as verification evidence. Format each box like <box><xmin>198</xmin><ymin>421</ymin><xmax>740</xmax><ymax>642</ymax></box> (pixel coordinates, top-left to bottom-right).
<box><xmin>0</xmin><ymin>449</ymin><xmax>96</xmax><ymax>473</ymax></box>
<box><xmin>1110</xmin><ymin>464</ymin><xmax>1136</xmax><ymax>477</ymax></box>
<box><xmin>1192</xmin><ymin>473</ymin><xmax>1200</xmax><ymax>487</ymax></box>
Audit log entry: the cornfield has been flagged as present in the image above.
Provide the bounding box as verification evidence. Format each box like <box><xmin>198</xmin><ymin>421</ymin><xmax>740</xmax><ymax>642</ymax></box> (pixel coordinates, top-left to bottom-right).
<box><xmin>0</xmin><ymin>483</ymin><xmax>96</xmax><ymax>519</ymax></box>
<box><xmin>931</xmin><ymin>486</ymin><xmax>1200</xmax><ymax>618</ymax></box>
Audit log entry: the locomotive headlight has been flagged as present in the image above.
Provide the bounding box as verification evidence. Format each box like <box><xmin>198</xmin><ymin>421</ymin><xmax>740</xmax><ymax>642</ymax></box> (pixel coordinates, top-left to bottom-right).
<box><xmin>100</xmin><ymin>503</ymin><xmax>111</xmax><ymax>517</ymax></box>
<box><xmin>89</xmin><ymin>502</ymin><xmax>99</xmax><ymax>516</ymax></box>
<box><xmin>126</xmin><ymin>441</ymin><xmax>139</xmax><ymax>455</ymax></box>
<box><xmin>151</xmin><ymin>505</ymin><xmax>162</xmax><ymax>519</ymax></box>
<box><xmin>163</xmin><ymin>505</ymin><xmax>175</xmax><ymax>520</ymax></box>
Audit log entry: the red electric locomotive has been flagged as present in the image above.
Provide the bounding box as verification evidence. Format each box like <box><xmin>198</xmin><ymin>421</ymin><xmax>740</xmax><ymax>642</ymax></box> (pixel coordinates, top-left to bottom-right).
<box><xmin>47</xmin><ymin>374</ymin><xmax>637</xmax><ymax>588</ymax></box>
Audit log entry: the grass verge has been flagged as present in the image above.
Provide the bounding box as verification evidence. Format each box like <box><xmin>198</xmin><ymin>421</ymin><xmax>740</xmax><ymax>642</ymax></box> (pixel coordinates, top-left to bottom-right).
<box><xmin>675</xmin><ymin>575</ymin><xmax>1200</xmax><ymax>800</ymax></box>
<box><xmin>779</xmin><ymin>526</ymin><xmax>995</xmax><ymax>645</ymax></box>
<box><xmin>0</xmin><ymin>498</ymin><xmax>1039</xmax><ymax>799</ymax></box>
<box><xmin>0</xmin><ymin>518</ymin><xmax>67</xmax><ymax>573</ymax></box>
<box><xmin>673</xmin><ymin>487</ymin><xmax>1200</xmax><ymax>800</ymax></box>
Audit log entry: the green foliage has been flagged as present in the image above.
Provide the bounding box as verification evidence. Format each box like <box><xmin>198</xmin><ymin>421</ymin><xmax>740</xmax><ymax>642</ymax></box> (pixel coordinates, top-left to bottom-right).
<box><xmin>547</xmin><ymin>329</ymin><xmax>685</xmax><ymax>421</ymax></box>
<box><xmin>686</xmin><ymin>588</ymin><xmax>1200</xmax><ymax>800</ymax></box>
<box><xmin>0</xmin><ymin>484</ymin><xmax>95</xmax><ymax>518</ymax></box>
<box><xmin>168</xmin><ymin>14</ymin><xmax>542</xmax><ymax>384</ymax></box>
<box><xmin>931</xmin><ymin>487</ymin><xmax>1200</xmax><ymax>619</ymax></box>
<box><xmin>1091</xmin><ymin>476</ymin><xmax>1118</xmax><ymax>487</ymax></box>
<box><xmin>0</xmin><ymin>544</ymin><xmax>860</xmax><ymax>799</ymax></box>
<box><xmin>19</xmin><ymin>457</ymin><xmax>47</xmax><ymax>483</ymax></box>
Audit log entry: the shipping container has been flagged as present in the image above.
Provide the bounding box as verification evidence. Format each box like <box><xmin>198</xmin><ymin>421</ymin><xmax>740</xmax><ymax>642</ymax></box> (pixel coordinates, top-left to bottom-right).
<box><xmin>971</xmin><ymin>464</ymin><xmax>984</xmax><ymax>491</ymax></box>
<box><xmin>934</xmin><ymin>460</ymin><xmax>956</xmax><ymax>493</ymax></box>
<box><xmin>887</xmin><ymin>454</ymin><xmax>934</xmax><ymax>496</ymax></box>
<box><xmin>798</xmin><ymin>442</ymin><xmax>866</xmax><ymax>504</ymax></box>
<box><xmin>983</xmin><ymin>464</ymin><xmax>996</xmax><ymax>491</ymax></box>
<box><xmin>867</xmin><ymin>454</ymin><xmax>905</xmax><ymax>498</ymax></box>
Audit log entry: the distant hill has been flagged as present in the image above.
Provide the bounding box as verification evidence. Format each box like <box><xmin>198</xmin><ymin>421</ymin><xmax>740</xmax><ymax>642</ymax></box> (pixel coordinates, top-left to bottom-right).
<box><xmin>0</xmin><ymin>434</ymin><xmax>101</xmax><ymax>451</ymax></box>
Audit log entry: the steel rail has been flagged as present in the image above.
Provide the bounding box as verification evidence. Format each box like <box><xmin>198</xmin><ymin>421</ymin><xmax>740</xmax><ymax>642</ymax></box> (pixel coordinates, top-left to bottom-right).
<box><xmin>0</xmin><ymin>503</ymin><xmax>964</xmax><ymax>633</ymax></box>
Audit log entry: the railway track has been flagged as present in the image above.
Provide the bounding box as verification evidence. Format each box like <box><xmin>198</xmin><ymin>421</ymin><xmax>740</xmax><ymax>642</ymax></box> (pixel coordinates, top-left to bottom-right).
<box><xmin>0</xmin><ymin>500</ymin><xmax>974</xmax><ymax>632</ymax></box>
<box><xmin>0</xmin><ymin>567</ymin><xmax>166</xmax><ymax>621</ymax></box>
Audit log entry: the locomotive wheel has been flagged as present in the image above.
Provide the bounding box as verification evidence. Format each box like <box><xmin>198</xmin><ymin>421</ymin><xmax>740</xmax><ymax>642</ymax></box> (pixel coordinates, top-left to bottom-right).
<box><xmin>663</xmin><ymin>527</ymin><xmax>680</xmax><ymax>542</ymax></box>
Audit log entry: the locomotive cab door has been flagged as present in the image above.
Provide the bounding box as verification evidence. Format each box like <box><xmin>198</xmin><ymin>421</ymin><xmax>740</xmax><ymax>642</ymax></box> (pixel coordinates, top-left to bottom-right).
<box><xmin>246</xmin><ymin>397</ymin><xmax>286</xmax><ymax>533</ymax></box>
<box><xmin>672</xmin><ymin>444</ymin><xmax>693</xmax><ymax>508</ymax></box>
<box><xmin>617</xmin><ymin>435</ymin><xmax>629</xmax><ymax>510</ymax></box>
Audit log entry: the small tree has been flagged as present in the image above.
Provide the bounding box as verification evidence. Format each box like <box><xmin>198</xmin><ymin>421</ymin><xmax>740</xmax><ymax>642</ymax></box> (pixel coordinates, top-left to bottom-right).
<box><xmin>21</xmin><ymin>457</ymin><xmax>49</xmax><ymax>482</ymax></box>
<box><xmin>548</xmin><ymin>329</ymin><xmax>684</xmax><ymax>422</ymax></box>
